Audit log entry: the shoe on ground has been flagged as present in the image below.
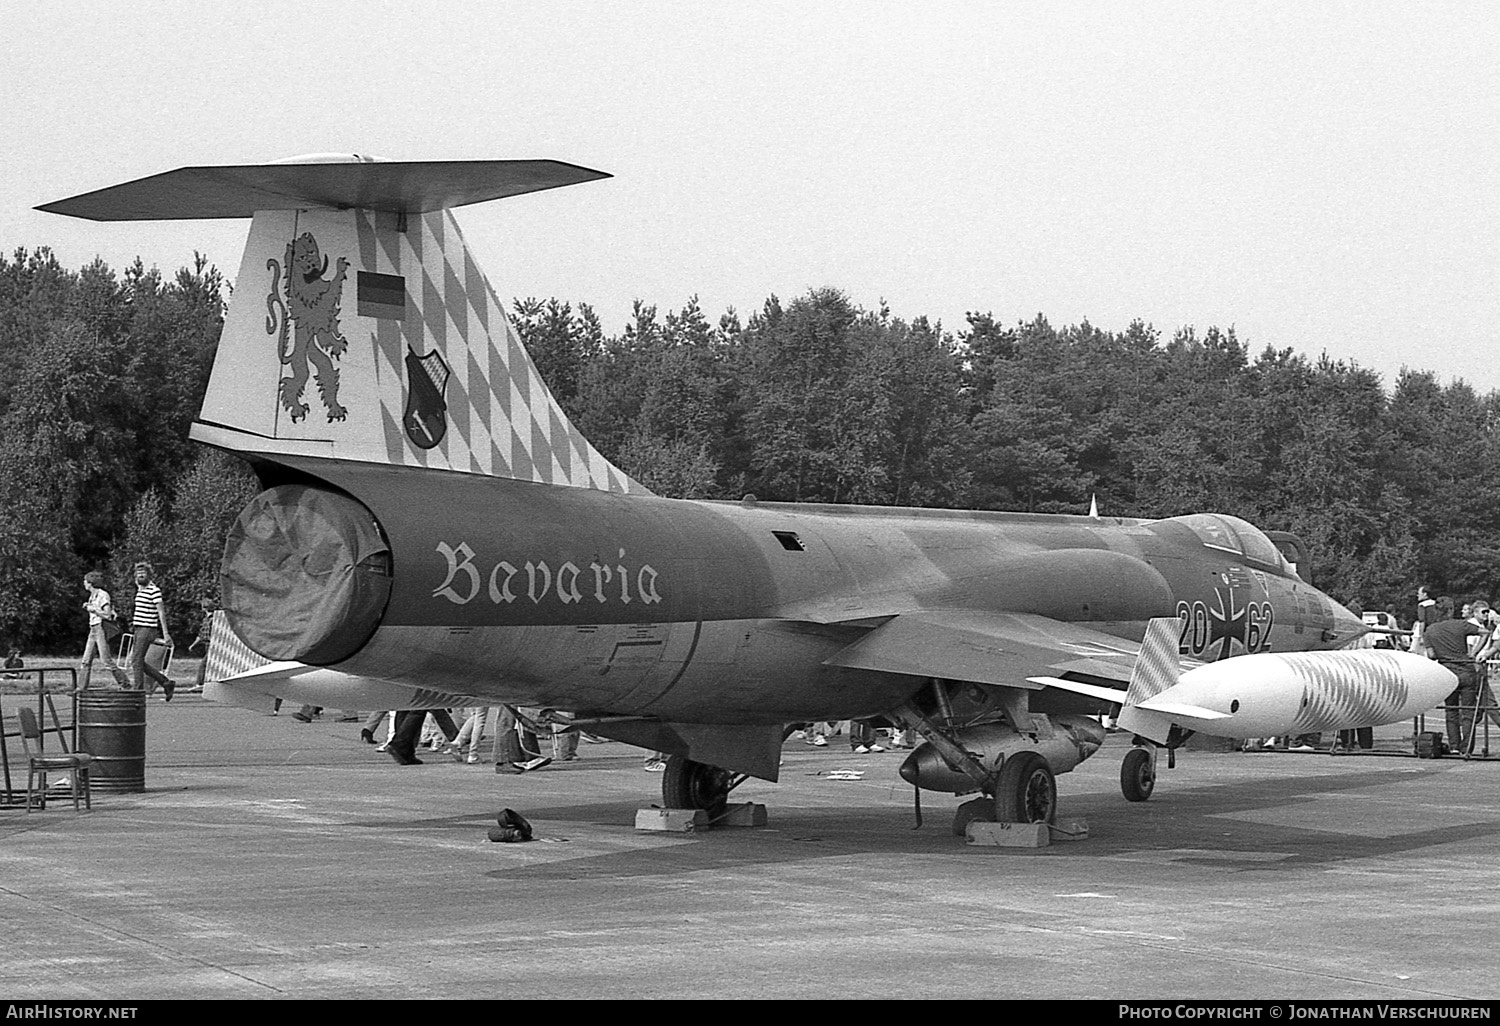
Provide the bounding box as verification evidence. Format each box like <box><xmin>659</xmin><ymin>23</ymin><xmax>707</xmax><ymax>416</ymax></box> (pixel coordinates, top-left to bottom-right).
<box><xmin>518</xmin><ymin>757</ymin><xmax>552</xmax><ymax>772</ymax></box>
<box><xmin>1289</xmin><ymin>744</ymin><xmax>1315</xmax><ymax>752</ymax></box>
<box><xmin>643</xmin><ymin>759</ymin><xmax>666</xmax><ymax>772</ymax></box>
<box><xmin>466</xmin><ymin>755</ymin><xmax>480</xmax><ymax>764</ymax></box>
<box><xmin>359</xmin><ymin>728</ymin><xmax>375</xmax><ymax>745</ymax></box>
<box><xmin>868</xmin><ymin>743</ymin><xmax>886</xmax><ymax>752</ymax></box>
<box><xmin>854</xmin><ymin>745</ymin><xmax>870</xmax><ymax>754</ymax></box>
<box><xmin>495</xmin><ymin>763</ymin><xmax>524</xmax><ymax>774</ymax></box>
<box><xmin>808</xmin><ymin>735</ymin><xmax>827</xmax><ymax>747</ymax></box>
<box><xmin>789</xmin><ymin>730</ymin><xmax>806</xmax><ymax>740</ymax></box>
<box><xmin>375</xmin><ymin>742</ymin><xmax>389</xmax><ymax>752</ymax></box>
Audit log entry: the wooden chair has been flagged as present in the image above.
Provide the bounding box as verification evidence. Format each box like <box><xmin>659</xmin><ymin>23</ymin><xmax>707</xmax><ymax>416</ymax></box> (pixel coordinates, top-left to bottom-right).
<box><xmin>17</xmin><ymin>707</ymin><xmax>91</xmax><ymax>812</ymax></box>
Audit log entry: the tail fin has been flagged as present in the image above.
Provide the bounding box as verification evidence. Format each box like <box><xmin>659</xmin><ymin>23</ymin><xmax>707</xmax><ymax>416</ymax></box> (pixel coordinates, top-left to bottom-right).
<box><xmin>1114</xmin><ymin>616</ymin><xmax>1182</xmax><ymax>743</ymax></box>
<box><xmin>40</xmin><ymin>155</ymin><xmax>645</xmax><ymax>494</ymax></box>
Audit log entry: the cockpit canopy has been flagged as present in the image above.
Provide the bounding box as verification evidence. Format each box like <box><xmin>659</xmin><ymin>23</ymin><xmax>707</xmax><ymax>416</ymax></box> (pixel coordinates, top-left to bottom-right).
<box><xmin>1163</xmin><ymin>513</ymin><xmax>1297</xmax><ymax>575</ymax></box>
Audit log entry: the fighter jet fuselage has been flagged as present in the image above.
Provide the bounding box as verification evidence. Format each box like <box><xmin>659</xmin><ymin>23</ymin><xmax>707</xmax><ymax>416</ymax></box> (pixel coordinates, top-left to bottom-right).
<box><xmin>223</xmin><ymin>456</ymin><xmax>1361</xmax><ymax>727</ymax></box>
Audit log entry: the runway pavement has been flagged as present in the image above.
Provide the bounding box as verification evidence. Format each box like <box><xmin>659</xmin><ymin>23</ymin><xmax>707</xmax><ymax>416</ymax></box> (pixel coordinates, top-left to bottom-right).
<box><xmin>1</xmin><ymin>695</ymin><xmax>1497</xmax><ymax>1000</ymax></box>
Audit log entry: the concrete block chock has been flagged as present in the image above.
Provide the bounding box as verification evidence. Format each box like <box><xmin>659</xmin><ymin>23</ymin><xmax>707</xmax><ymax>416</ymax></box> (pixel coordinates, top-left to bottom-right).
<box><xmin>964</xmin><ymin>821</ymin><xmax>1051</xmax><ymax>848</ymax></box>
<box><xmin>636</xmin><ymin>808</ymin><xmax>709</xmax><ymax>833</ymax></box>
<box><xmin>1049</xmin><ymin>817</ymin><xmax>1089</xmax><ymax>841</ymax></box>
<box><xmin>715</xmin><ymin>802</ymin><xmax>768</xmax><ymax>828</ymax></box>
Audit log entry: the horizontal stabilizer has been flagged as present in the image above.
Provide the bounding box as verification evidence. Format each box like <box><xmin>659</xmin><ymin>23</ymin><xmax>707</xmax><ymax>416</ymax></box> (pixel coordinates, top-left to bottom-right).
<box><xmin>1026</xmin><ymin>676</ymin><xmax>1127</xmax><ymax>705</ymax></box>
<box><xmin>37</xmin><ymin>157</ymin><xmax>610</xmax><ymax>220</ymax></box>
<box><xmin>1133</xmin><ymin>698</ymin><xmax>1231</xmax><ymax>720</ymax></box>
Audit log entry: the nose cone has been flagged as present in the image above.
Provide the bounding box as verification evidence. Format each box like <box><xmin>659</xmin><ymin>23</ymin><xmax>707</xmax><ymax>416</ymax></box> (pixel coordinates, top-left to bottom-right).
<box><xmin>1324</xmin><ymin>596</ymin><xmax>1369</xmax><ymax>647</ymax></box>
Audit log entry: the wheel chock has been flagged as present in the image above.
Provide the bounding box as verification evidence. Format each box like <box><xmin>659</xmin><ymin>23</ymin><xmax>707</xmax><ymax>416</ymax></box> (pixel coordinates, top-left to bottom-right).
<box><xmin>716</xmin><ymin>802</ymin><xmax>768</xmax><ymax>828</ymax></box>
<box><xmin>1049</xmin><ymin>817</ymin><xmax>1089</xmax><ymax>842</ymax></box>
<box><xmin>965</xmin><ymin>821</ymin><xmax>1050</xmax><ymax>848</ymax></box>
<box><xmin>635</xmin><ymin>808</ymin><xmax>709</xmax><ymax>833</ymax></box>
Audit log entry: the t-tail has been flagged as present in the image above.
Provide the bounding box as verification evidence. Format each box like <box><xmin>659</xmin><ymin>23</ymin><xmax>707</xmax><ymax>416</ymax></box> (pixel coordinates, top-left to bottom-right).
<box><xmin>38</xmin><ymin>153</ymin><xmax>645</xmax><ymax>494</ymax></box>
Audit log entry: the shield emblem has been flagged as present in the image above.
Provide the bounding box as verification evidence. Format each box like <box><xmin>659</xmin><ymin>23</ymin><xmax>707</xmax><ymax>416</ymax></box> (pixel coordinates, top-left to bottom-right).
<box><xmin>404</xmin><ymin>348</ymin><xmax>451</xmax><ymax>450</ymax></box>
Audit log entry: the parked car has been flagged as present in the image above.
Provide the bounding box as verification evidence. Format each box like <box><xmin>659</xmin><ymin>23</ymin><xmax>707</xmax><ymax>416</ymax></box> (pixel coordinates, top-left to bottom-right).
<box><xmin>1362</xmin><ymin>610</ymin><xmax>1399</xmax><ymax>649</ymax></box>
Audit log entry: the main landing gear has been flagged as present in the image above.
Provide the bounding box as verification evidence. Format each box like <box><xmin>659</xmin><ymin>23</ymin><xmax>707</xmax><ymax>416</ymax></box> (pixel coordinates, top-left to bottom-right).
<box><xmin>888</xmin><ymin>691</ymin><xmax>1069</xmax><ymax>834</ymax></box>
<box><xmin>950</xmin><ymin>752</ymin><xmax>1058</xmax><ymax>835</ymax></box>
<box><xmin>993</xmin><ymin>751</ymin><xmax>1058</xmax><ymax>823</ymax></box>
<box><xmin>661</xmin><ymin>755</ymin><xmax>747</xmax><ymax>820</ymax></box>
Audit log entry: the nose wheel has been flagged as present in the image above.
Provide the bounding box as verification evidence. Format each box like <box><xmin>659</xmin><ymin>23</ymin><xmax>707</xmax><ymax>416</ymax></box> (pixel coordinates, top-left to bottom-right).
<box><xmin>1120</xmin><ymin>747</ymin><xmax>1156</xmax><ymax>802</ymax></box>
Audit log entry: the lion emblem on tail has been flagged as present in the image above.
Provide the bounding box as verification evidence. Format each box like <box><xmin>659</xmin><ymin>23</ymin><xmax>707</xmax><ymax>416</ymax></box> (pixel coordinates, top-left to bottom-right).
<box><xmin>265</xmin><ymin>232</ymin><xmax>350</xmax><ymax>422</ymax></box>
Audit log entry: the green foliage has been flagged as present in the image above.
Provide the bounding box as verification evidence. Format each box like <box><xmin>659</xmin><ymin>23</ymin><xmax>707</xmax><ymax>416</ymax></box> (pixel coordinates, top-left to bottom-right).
<box><xmin>0</xmin><ymin>251</ymin><xmax>226</xmax><ymax>647</ymax></box>
<box><xmin>4</xmin><ymin>245</ymin><xmax>1499</xmax><ymax>646</ymax></box>
<box><xmin>108</xmin><ymin>451</ymin><xmax>257</xmax><ymax>636</ymax></box>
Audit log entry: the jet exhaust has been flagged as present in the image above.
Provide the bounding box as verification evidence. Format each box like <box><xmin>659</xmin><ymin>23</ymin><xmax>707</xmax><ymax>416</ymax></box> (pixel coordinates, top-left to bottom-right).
<box><xmin>221</xmin><ymin>484</ymin><xmax>393</xmax><ymax>664</ymax></box>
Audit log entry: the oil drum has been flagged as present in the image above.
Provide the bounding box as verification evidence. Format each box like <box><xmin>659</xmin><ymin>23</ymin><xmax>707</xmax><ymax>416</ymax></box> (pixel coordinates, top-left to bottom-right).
<box><xmin>77</xmin><ymin>690</ymin><xmax>146</xmax><ymax>792</ymax></box>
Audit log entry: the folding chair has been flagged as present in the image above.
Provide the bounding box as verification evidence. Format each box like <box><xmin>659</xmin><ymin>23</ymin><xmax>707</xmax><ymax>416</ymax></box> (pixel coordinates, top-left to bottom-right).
<box><xmin>17</xmin><ymin>707</ymin><xmax>91</xmax><ymax>812</ymax></box>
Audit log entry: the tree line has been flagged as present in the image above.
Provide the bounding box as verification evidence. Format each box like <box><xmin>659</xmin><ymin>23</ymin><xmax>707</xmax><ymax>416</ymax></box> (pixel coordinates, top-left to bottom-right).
<box><xmin>2</xmin><ymin>248</ymin><xmax>1493</xmax><ymax>651</ymax></box>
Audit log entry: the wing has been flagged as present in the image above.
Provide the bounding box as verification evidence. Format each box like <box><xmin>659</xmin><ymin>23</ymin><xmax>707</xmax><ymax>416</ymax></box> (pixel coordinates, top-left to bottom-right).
<box><xmin>822</xmin><ymin>609</ymin><xmax>1183</xmax><ymax>690</ymax></box>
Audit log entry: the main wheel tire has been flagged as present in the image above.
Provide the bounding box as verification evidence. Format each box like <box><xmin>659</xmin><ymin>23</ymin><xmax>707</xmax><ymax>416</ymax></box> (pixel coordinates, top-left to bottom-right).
<box><xmin>662</xmin><ymin>756</ymin><xmax>732</xmax><ymax>819</ymax></box>
<box><xmin>1120</xmin><ymin>747</ymin><xmax>1156</xmax><ymax>802</ymax></box>
<box><xmin>993</xmin><ymin>751</ymin><xmax>1057</xmax><ymax>824</ymax></box>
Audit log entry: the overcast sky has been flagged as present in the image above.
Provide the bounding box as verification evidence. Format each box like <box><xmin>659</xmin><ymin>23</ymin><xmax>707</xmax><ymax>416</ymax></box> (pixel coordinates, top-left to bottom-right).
<box><xmin>3</xmin><ymin>2</ymin><xmax>1496</xmax><ymax>392</ymax></box>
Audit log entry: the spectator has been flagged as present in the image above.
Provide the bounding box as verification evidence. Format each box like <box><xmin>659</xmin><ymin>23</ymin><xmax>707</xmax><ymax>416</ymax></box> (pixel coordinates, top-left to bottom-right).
<box><xmin>1420</xmin><ymin>600</ymin><xmax>1497</xmax><ymax>756</ymax></box>
<box><xmin>187</xmin><ymin>595</ymin><xmax>216</xmax><ymax>692</ymax></box>
<box><xmin>385</xmin><ymin>709</ymin><xmax>461</xmax><ymax>766</ymax></box>
<box><xmin>128</xmin><ymin>562</ymin><xmax>176</xmax><ymax>701</ymax></box>
<box><xmin>1412</xmin><ymin>586</ymin><xmax>1439</xmax><ymax>653</ymax></box>
<box><xmin>450</xmin><ymin>707</ymin><xmax>489</xmax><ymax>763</ymax></box>
<box><xmin>488</xmin><ymin>706</ymin><xmax>551</xmax><ymax>774</ymax></box>
<box><xmin>850</xmin><ymin>719</ymin><xmax>886</xmax><ymax>754</ymax></box>
<box><xmin>361</xmin><ymin>709</ymin><xmax>391</xmax><ymax>745</ymax></box>
<box><xmin>79</xmin><ymin>571</ymin><xmax>128</xmax><ymax>689</ymax></box>
<box><xmin>551</xmin><ymin>711</ymin><xmax>580</xmax><ymax>762</ymax></box>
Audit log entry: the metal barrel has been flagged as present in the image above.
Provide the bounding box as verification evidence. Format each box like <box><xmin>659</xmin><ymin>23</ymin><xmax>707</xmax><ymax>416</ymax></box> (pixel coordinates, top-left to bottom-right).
<box><xmin>77</xmin><ymin>690</ymin><xmax>146</xmax><ymax>792</ymax></box>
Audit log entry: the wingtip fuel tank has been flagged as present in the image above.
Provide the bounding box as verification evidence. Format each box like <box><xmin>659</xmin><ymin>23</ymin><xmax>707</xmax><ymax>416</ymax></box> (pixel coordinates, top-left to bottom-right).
<box><xmin>1134</xmin><ymin>648</ymin><xmax>1456</xmax><ymax>740</ymax></box>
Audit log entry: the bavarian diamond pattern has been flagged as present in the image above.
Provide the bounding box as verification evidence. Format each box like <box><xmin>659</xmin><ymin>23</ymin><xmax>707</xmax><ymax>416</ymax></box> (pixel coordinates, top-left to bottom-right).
<box><xmin>352</xmin><ymin>209</ymin><xmax>639</xmax><ymax>494</ymax></box>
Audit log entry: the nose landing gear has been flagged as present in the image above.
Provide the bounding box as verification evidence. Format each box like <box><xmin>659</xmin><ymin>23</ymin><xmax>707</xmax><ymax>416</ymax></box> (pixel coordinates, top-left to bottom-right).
<box><xmin>1120</xmin><ymin>746</ymin><xmax>1157</xmax><ymax>802</ymax></box>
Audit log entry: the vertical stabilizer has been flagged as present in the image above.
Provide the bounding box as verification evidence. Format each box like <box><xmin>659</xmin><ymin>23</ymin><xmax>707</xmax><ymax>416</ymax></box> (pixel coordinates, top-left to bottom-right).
<box><xmin>39</xmin><ymin>157</ymin><xmax>643</xmax><ymax>493</ymax></box>
<box><xmin>195</xmin><ymin>205</ymin><xmax>641</xmax><ymax>491</ymax></box>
